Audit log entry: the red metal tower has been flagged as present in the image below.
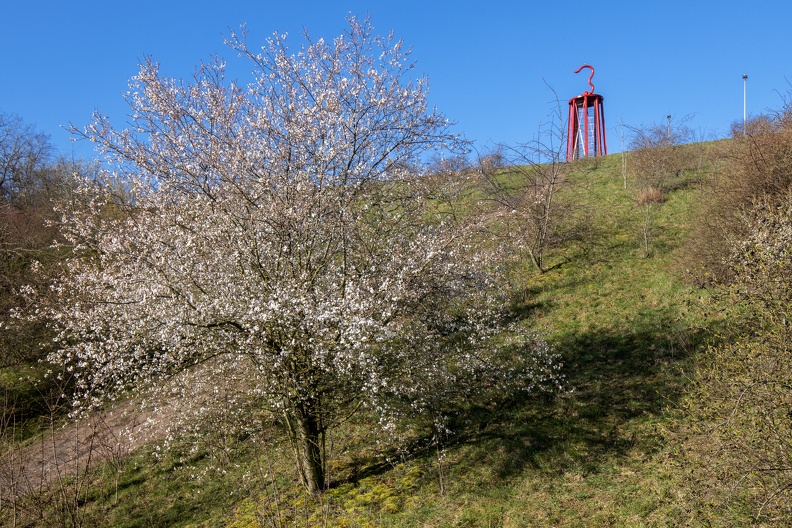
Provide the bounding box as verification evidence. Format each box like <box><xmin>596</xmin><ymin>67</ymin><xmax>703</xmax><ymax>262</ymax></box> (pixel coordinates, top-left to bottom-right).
<box><xmin>566</xmin><ymin>64</ymin><xmax>607</xmax><ymax>161</ymax></box>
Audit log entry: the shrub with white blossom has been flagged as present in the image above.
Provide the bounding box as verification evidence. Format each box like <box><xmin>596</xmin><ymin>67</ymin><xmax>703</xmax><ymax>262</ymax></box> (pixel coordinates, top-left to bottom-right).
<box><xmin>33</xmin><ymin>17</ymin><xmax>561</xmax><ymax>493</ymax></box>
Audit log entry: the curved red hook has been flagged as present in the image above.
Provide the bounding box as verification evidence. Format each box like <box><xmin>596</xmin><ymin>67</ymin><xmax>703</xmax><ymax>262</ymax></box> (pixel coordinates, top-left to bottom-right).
<box><xmin>574</xmin><ymin>64</ymin><xmax>595</xmax><ymax>94</ymax></box>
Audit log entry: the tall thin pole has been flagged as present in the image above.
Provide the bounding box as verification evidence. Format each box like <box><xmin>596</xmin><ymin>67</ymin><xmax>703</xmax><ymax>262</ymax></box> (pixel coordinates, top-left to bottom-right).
<box><xmin>742</xmin><ymin>74</ymin><xmax>748</xmax><ymax>136</ymax></box>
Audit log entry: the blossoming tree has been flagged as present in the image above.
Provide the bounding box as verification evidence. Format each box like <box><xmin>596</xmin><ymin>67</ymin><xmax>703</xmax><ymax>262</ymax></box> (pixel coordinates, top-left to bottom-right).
<box><xmin>41</xmin><ymin>17</ymin><xmax>561</xmax><ymax>493</ymax></box>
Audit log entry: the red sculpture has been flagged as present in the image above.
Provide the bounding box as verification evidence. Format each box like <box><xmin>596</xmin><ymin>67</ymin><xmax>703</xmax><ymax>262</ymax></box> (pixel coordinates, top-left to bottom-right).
<box><xmin>566</xmin><ymin>64</ymin><xmax>607</xmax><ymax>161</ymax></box>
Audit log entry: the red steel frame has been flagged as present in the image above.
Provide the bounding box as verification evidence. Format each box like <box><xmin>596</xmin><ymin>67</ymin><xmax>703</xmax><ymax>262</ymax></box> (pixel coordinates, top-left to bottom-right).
<box><xmin>566</xmin><ymin>65</ymin><xmax>608</xmax><ymax>161</ymax></box>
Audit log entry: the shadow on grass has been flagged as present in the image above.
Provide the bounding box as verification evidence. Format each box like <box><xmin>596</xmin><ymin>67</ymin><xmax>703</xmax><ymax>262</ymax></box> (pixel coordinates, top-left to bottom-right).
<box><xmin>455</xmin><ymin>310</ymin><xmax>712</xmax><ymax>483</ymax></box>
<box><xmin>336</xmin><ymin>307</ymin><xmax>713</xmax><ymax>490</ymax></box>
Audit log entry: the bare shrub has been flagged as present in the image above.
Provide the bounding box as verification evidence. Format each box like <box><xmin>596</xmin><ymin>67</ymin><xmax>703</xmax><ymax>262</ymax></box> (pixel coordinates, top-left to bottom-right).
<box><xmin>729</xmin><ymin>114</ymin><xmax>778</xmax><ymax>138</ymax></box>
<box><xmin>635</xmin><ymin>186</ymin><xmax>664</xmax><ymax>206</ymax></box>
<box><xmin>680</xmin><ymin>114</ymin><xmax>792</xmax><ymax>285</ymax></box>
<box><xmin>477</xmin><ymin>116</ymin><xmax>592</xmax><ymax>276</ymax></box>
<box><xmin>679</xmin><ymin>192</ymin><xmax>792</xmax><ymax>524</ymax></box>
<box><xmin>627</xmin><ymin>116</ymin><xmax>695</xmax><ymax>189</ymax></box>
<box><xmin>626</xmin><ymin>117</ymin><xmax>699</xmax><ymax>258</ymax></box>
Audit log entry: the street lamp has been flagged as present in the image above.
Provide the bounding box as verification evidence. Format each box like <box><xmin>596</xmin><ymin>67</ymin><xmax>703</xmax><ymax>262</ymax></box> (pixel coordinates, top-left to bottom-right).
<box><xmin>742</xmin><ymin>74</ymin><xmax>748</xmax><ymax>136</ymax></box>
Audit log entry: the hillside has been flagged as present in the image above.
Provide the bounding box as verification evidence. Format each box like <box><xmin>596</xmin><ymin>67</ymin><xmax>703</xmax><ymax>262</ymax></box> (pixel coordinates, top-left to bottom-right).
<box><xmin>2</xmin><ymin>145</ymin><xmax>733</xmax><ymax>527</ymax></box>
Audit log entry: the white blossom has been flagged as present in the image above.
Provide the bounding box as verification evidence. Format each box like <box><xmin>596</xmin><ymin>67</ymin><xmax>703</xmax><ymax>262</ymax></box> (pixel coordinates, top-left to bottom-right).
<box><xmin>31</xmin><ymin>16</ymin><xmax>561</xmax><ymax>494</ymax></box>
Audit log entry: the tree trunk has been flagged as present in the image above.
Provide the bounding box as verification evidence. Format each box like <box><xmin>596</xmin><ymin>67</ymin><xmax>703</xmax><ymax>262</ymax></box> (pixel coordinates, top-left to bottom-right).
<box><xmin>528</xmin><ymin>248</ymin><xmax>545</xmax><ymax>274</ymax></box>
<box><xmin>287</xmin><ymin>403</ymin><xmax>325</xmax><ymax>495</ymax></box>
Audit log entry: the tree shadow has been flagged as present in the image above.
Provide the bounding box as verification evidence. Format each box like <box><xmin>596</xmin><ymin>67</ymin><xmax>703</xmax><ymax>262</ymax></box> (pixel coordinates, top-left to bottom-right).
<box><xmin>454</xmin><ymin>311</ymin><xmax>711</xmax><ymax>482</ymax></box>
<box><xmin>334</xmin><ymin>308</ymin><xmax>713</xmax><ymax>489</ymax></box>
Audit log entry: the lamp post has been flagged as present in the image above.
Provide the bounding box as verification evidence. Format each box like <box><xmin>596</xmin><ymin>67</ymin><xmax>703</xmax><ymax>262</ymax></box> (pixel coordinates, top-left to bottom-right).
<box><xmin>742</xmin><ymin>74</ymin><xmax>748</xmax><ymax>136</ymax></box>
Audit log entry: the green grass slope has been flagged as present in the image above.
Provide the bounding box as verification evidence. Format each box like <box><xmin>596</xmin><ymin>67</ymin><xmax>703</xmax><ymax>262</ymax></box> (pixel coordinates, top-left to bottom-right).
<box><xmin>2</xmin><ymin>151</ymin><xmax>722</xmax><ymax>527</ymax></box>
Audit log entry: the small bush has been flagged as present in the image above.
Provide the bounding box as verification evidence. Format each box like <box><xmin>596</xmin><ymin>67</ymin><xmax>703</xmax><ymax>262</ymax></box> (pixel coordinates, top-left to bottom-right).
<box><xmin>680</xmin><ymin>114</ymin><xmax>792</xmax><ymax>285</ymax></box>
<box><xmin>679</xmin><ymin>192</ymin><xmax>792</xmax><ymax>523</ymax></box>
<box><xmin>635</xmin><ymin>186</ymin><xmax>664</xmax><ymax>206</ymax></box>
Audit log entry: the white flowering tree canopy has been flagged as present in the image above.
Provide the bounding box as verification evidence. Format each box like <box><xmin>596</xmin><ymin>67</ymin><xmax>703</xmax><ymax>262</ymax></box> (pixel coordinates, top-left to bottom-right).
<box><xmin>40</xmin><ymin>16</ymin><xmax>561</xmax><ymax>493</ymax></box>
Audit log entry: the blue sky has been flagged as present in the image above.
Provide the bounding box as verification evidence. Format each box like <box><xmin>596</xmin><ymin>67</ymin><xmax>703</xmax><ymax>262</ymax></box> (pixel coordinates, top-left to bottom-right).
<box><xmin>2</xmin><ymin>1</ymin><xmax>790</xmax><ymax>160</ymax></box>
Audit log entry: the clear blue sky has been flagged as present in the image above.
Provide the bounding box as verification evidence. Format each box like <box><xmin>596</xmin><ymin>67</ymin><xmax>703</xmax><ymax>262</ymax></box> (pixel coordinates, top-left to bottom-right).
<box><xmin>2</xmin><ymin>0</ymin><xmax>790</xmax><ymax>160</ymax></box>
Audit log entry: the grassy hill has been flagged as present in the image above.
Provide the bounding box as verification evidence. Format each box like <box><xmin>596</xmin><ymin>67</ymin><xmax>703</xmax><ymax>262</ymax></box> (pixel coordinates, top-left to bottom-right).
<box><xmin>0</xmin><ymin>147</ymin><xmax>741</xmax><ymax>527</ymax></box>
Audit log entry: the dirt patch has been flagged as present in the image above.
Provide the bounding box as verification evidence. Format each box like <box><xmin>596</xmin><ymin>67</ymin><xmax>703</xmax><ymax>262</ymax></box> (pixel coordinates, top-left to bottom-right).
<box><xmin>0</xmin><ymin>400</ymin><xmax>171</xmax><ymax>501</ymax></box>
